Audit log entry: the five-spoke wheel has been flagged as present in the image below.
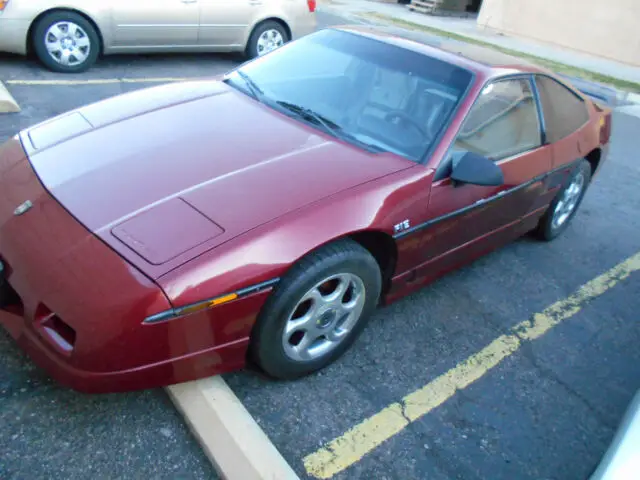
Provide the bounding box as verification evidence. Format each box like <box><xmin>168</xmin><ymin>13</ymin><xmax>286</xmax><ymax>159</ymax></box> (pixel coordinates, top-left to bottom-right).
<box><xmin>250</xmin><ymin>239</ymin><xmax>382</xmax><ymax>380</ymax></box>
<box><xmin>282</xmin><ymin>273</ymin><xmax>366</xmax><ymax>362</ymax></box>
<box><xmin>534</xmin><ymin>158</ymin><xmax>592</xmax><ymax>241</ymax></box>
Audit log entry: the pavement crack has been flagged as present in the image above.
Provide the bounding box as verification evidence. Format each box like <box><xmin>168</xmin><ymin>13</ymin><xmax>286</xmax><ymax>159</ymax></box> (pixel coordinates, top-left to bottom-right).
<box><xmin>398</xmin><ymin>399</ymin><xmax>412</xmax><ymax>424</ymax></box>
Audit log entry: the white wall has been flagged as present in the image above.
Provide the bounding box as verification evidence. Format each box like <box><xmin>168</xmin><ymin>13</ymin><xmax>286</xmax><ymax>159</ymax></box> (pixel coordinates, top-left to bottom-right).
<box><xmin>477</xmin><ymin>0</ymin><xmax>640</xmax><ymax>67</ymax></box>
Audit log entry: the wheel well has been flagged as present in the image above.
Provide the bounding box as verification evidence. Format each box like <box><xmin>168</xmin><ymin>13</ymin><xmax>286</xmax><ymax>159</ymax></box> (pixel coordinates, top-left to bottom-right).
<box><xmin>585</xmin><ymin>148</ymin><xmax>602</xmax><ymax>177</ymax></box>
<box><xmin>348</xmin><ymin>231</ymin><xmax>398</xmax><ymax>296</ymax></box>
<box><xmin>252</xmin><ymin>17</ymin><xmax>292</xmax><ymax>41</ymax></box>
<box><xmin>27</xmin><ymin>8</ymin><xmax>104</xmax><ymax>56</ymax></box>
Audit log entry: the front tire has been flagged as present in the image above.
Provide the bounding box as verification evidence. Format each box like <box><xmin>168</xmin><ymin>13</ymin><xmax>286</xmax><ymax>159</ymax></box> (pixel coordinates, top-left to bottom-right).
<box><xmin>534</xmin><ymin>159</ymin><xmax>592</xmax><ymax>241</ymax></box>
<box><xmin>245</xmin><ymin>20</ymin><xmax>288</xmax><ymax>59</ymax></box>
<box><xmin>32</xmin><ymin>11</ymin><xmax>100</xmax><ymax>73</ymax></box>
<box><xmin>250</xmin><ymin>239</ymin><xmax>382</xmax><ymax>380</ymax></box>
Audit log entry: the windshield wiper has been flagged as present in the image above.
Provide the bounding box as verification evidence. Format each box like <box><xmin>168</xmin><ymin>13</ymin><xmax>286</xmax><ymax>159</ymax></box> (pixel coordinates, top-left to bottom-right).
<box><xmin>274</xmin><ymin>101</ymin><xmax>385</xmax><ymax>153</ymax></box>
<box><xmin>235</xmin><ymin>70</ymin><xmax>264</xmax><ymax>102</ymax></box>
<box><xmin>275</xmin><ymin>101</ymin><xmax>340</xmax><ymax>134</ymax></box>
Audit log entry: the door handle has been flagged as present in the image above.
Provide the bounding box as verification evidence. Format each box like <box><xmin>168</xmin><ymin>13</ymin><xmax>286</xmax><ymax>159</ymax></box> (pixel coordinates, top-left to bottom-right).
<box><xmin>182</xmin><ymin>0</ymin><xmax>197</xmax><ymax>3</ymax></box>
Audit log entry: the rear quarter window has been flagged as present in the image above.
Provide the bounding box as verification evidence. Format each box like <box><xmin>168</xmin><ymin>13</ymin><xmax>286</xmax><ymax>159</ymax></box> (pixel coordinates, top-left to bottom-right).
<box><xmin>535</xmin><ymin>76</ymin><xmax>590</xmax><ymax>143</ymax></box>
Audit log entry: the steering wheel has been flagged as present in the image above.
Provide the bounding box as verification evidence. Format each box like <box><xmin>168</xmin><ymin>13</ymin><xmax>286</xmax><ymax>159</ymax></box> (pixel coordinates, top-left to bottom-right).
<box><xmin>384</xmin><ymin>110</ymin><xmax>429</xmax><ymax>137</ymax></box>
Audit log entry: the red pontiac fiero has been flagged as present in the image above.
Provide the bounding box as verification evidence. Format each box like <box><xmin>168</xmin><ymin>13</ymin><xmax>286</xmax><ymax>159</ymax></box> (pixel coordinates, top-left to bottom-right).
<box><xmin>0</xmin><ymin>26</ymin><xmax>612</xmax><ymax>393</ymax></box>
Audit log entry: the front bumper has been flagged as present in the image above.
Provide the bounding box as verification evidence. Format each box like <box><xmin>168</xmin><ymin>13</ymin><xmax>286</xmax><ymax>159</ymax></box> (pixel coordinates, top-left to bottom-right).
<box><xmin>0</xmin><ymin>300</ymin><xmax>254</xmax><ymax>393</ymax></box>
<box><xmin>0</xmin><ymin>137</ymin><xmax>268</xmax><ymax>393</ymax></box>
<box><xmin>1</xmin><ymin>267</ymin><xmax>270</xmax><ymax>393</ymax></box>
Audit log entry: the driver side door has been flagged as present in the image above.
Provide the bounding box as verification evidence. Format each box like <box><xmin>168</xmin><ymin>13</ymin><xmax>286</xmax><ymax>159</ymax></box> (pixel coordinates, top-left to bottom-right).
<box><xmin>412</xmin><ymin>76</ymin><xmax>550</xmax><ymax>281</ymax></box>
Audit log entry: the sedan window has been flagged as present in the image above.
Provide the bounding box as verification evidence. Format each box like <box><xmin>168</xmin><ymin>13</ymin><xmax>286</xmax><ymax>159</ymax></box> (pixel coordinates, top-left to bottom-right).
<box><xmin>224</xmin><ymin>29</ymin><xmax>474</xmax><ymax>163</ymax></box>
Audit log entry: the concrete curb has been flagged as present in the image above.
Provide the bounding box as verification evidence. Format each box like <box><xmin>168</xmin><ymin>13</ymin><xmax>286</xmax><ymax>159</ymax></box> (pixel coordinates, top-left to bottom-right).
<box><xmin>621</xmin><ymin>92</ymin><xmax>640</xmax><ymax>106</ymax></box>
<box><xmin>616</xmin><ymin>104</ymin><xmax>640</xmax><ymax>119</ymax></box>
<box><xmin>166</xmin><ymin>377</ymin><xmax>300</xmax><ymax>480</ymax></box>
<box><xmin>0</xmin><ymin>81</ymin><xmax>20</xmax><ymax>113</ymax></box>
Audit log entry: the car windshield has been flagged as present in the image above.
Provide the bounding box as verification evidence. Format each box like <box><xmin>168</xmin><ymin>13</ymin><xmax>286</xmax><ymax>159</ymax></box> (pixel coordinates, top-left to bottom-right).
<box><xmin>224</xmin><ymin>29</ymin><xmax>474</xmax><ymax>162</ymax></box>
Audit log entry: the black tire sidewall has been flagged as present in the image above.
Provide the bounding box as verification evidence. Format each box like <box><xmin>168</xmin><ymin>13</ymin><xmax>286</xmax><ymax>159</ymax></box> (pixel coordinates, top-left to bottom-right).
<box><xmin>250</xmin><ymin>241</ymin><xmax>382</xmax><ymax>379</ymax></box>
<box><xmin>538</xmin><ymin>159</ymin><xmax>592</xmax><ymax>241</ymax></box>
<box><xmin>245</xmin><ymin>21</ymin><xmax>288</xmax><ymax>59</ymax></box>
<box><xmin>33</xmin><ymin>12</ymin><xmax>100</xmax><ymax>73</ymax></box>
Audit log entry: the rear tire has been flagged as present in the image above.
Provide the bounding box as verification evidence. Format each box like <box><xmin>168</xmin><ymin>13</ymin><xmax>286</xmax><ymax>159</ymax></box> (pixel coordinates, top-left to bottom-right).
<box><xmin>534</xmin><ymin>159</ymin><xmax>591</xmax><ymax>241</ymax></box>
<box><xmin>245</xmin><ymin>20</ymin><xmax>289</xmax><ymax>59</ymax></box>
<box><xmin>32</xmin><ymin>11</ymin><xmax>100</xmax><ymax>73</ymax></box>
<box><xmin>250</xmin><ymin>239</ymin><xmax>382</xmax><ymax>380</ymax></box>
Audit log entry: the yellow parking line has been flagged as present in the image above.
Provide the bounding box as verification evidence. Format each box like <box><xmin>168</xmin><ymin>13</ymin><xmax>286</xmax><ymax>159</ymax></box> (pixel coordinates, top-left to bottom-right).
<box><xmin>4</xmin><ymin>77</ymin><xmax>197</xmax><ymax>86</ymax></box>
<box><xmin>303</xmin><ymin>251</ymin><xmax>640</xmax><ymax>479</ymax></box>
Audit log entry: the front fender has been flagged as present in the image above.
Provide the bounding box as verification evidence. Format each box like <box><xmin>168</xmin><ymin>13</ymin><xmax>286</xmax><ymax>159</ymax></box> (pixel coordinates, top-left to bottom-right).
<box><xmin>158</xmin><ymin>164</ymin><xmax>430</xmax><ymax>308</ymax></box>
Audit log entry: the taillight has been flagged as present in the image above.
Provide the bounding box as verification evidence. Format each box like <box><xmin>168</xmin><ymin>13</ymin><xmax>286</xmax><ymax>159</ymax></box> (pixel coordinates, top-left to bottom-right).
<box><xmin>598</xmin><ymin>111</ymin><xmax>612</xmax><ymax>145</ymax></box>
<box><xmin>0</xmin><ymin>0</ymin><xmax>10</xmax><ymax>11</ymax></box>
<box><xmin>307</xmin><ymin>0</ymin><xmax>316</xmax><ymax>12</ymax></box>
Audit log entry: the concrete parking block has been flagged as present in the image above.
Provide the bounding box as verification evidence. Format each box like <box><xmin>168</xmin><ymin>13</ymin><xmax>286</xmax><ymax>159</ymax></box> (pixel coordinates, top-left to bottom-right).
<box><xmin>166</xmin><ymin>376</ymin><xmax>299</xmax><ymax>480</ymax></box>
<box><xmin>0</xmin><ymin>81</ymin><xmax>20</xmax><ymax>113</ymax></box>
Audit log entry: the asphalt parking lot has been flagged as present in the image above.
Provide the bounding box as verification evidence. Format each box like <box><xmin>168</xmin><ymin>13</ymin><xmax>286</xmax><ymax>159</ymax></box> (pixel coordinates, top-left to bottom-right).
<box><xmin>2</xmin><ymin>10</ymin><xmax>640</xmax><ymax>480</ymax></box>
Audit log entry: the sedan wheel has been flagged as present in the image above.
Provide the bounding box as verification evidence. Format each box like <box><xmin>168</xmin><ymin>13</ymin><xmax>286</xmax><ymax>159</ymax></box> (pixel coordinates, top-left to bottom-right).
<box><xmin>44</xmin><ymin>22</ymin><xmax>92</xmax><ymax>68</ymax></box>
<box><xmin>33</xmin><ymin>12</ymin><xmax>100</xmax><ymax>73</ymax></box>
<box><xmin>256</xmin><ymin>29</ymin><xmax>285</xmax><ymax>56</ymax></box>
<box><xmin>250</xmin><ymin>239</ymin><xmax>382</xmax><ymax>380</ymax></box>
<box><xmin>246</xmin><ymin>21</ymin><xmax>289</xmax><ymax>59</ymax></box>
<box><xmin>534</xmin><ymin>158</ymin><xmax>592</xmax><ymax>241</ymax></box>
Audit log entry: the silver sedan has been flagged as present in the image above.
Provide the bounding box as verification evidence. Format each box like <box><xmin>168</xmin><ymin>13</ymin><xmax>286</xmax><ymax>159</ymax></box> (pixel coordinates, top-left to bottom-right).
<box><xmin>0</xmin><ymin>0</ymin><xmax>317</xmax><ymax>73</ymax></box>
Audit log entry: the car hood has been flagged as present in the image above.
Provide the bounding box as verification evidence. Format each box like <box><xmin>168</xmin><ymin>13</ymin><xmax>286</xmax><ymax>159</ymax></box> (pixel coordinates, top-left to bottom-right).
<box><xmin>21</xmin><ymin>79</ymin><xmax>412</xmax><ymax>279</ymax></box>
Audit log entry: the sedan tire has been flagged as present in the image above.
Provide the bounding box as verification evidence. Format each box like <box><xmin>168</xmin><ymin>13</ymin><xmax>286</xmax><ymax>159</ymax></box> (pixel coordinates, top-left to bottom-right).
<box><xmin>32</xmin><ymin>11</ymin><xmax>100</xmax><ymax>73</ymax></box>
<box><xmin>534</xmin><ymin>158</ymin><xmax>592</xmax><ymax>241</ymax></box>
<box><xmin>250</xmin><ymin>239</ymin><xmax>382</xmax><ymax>380</ymax></box>
<box><xmin>245</xmin><ymin>20</ymin><xmax>289</xmax><ymax>59</ymax></box>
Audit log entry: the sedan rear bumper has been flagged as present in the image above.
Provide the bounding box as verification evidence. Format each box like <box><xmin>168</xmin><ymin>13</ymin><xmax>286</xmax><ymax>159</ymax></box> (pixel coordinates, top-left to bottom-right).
<box><xmin>290</xmin><ymin>12</ymin><xmax>317</xmax><ymax>41</ymax></box>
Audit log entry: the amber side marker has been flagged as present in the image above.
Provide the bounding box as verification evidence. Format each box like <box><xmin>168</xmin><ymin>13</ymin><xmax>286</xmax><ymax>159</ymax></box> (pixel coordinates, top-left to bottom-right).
<box><xmin>144</xmin><ymin>278</ymin><xmax>279</xmax><ymax>324</ymax></box>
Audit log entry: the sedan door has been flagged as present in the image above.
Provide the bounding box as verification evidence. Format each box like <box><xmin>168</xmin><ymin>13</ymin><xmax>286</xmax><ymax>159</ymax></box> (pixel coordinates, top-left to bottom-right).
<box><xmin>197</xmin><ymin>0</ymin><xmax>258</xmax><ymax>47</ymax></box>
<box><xmin>110</xmin><ymin>0</ymin><xmax>199</xmax><ymax>48</ymax></box>
<box><xmin>411</xmin><ymin>77</ymin><xmax>551</xmax><ymax>281</ymax></box>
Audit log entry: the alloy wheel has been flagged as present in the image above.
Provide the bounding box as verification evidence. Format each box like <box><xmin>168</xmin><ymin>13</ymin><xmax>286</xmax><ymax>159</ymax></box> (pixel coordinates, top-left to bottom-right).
<box><xmin>282</xmin><ymin>273</ymin><xmax>366</xmax><ymax>362</ymax></box>
<box><xmin>552</xmin><ymin>170</ymin><xmax>585</xmax><ymax>230</ymax></box>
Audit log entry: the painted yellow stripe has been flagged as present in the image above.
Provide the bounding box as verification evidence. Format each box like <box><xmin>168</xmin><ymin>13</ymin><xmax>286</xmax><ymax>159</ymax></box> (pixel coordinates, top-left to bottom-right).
<box><xmin>303</xmin><ymin>251</ymin><xmax>640</xmax><ymax>479</ymax></box>
<box><xmin>4</xmin><ymin>77</ymin><xmax>196</xmax><ymax>86</ymax></box>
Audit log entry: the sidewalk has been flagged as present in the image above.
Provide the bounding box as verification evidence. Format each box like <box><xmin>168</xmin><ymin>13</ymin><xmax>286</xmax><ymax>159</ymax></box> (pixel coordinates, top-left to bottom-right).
<box><xmin>318</xmin><ymin>0</ymin><xmax>640</xmax><ymax>102</ymax></box>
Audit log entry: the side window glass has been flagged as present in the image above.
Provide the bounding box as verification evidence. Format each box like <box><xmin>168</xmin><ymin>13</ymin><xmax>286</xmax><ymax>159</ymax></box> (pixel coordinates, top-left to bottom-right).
<box><xmin>535</xmin><ymin>76</ymin><xmax>590</xmax><ymax>143</ymax></box>
<box><xmin>453</xmin><ymin>78</ymin><xmax>542</xmax><ymax>161</ymax></box>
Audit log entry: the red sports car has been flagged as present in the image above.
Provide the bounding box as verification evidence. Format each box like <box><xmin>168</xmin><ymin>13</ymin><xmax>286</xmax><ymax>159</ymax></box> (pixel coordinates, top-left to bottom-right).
<box><xmin>0</xmin><ymin>26</ymin><xmax>612</xmax><ymax>393</ymax></box>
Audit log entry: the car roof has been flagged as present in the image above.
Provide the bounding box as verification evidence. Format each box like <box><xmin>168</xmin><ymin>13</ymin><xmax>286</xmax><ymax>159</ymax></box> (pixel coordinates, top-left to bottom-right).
<box><xmin>332</xmin><ymin>24</ymin><xmax>541</xmax><ymax>74</ymax></box>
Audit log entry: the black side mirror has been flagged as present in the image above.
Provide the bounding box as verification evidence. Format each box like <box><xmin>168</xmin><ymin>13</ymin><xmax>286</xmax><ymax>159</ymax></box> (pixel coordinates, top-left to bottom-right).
<box><xmin>451</xmin><ymin>151</ymin><xmax>504</xmax><ymax>187</ymax></box>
